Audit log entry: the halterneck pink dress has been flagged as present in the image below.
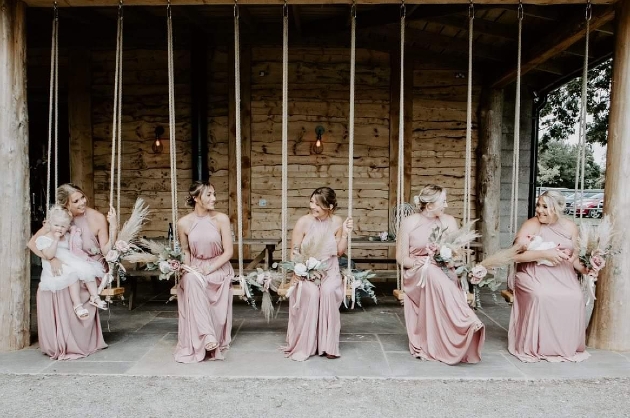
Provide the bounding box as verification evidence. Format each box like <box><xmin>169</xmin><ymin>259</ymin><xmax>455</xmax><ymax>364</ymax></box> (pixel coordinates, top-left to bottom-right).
<box><xmin>508</xmin><ymin>222</ymin><xmax>590</xmax><ymax>362</ymax></box>
<box><xmin>403</xmin><ymin>217</ymin><xmax>485</xmax><ymax>365</ymax></box>
<box><xmin>174</xmin><ymin>214</ymin><xmax>234</xmax><ymax>363</ymax></box>
<box><xmin>36</xmin><ymin>215</ymin><xmax>107</xmax><ymax>360</ymax></box>
<box><xmin>283</xmin><ymin>217</ymin><xmax>343</xmax><ymax>361</ymax></box>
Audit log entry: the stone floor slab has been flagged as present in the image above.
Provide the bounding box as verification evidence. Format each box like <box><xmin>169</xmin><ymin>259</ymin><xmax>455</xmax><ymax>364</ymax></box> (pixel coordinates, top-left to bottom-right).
<box><xmin>41</xmin><ymin>360</ymin><xmax>135</xmax><ymax>375</ymax></box>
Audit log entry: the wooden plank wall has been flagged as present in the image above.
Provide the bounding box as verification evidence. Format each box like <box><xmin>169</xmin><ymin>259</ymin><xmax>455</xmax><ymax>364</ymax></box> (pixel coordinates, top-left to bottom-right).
<box><xmin>412</xmin><ymin>62</ymin><xmax>480</xmax><ymax>221</ymax></box>
<box><xmin>91</xmin><ymin>49</ymin><xmax>193</xmax><ymax>237</ymax></box>
<box><xmin>37</xmin><ymin>44</ymin><xmax>481</xmax><ymax>252</ymax></box>
<box><xmin>248</xmin><ymin>47</ymin><xmax>392</xmax><ymax>260</ymax></box>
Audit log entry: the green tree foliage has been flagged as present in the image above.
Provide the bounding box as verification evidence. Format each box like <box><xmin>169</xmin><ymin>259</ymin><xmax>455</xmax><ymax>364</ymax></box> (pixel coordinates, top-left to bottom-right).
<box><xmin>537</xmin><ymin>141</ymin><xmax>601</xmax><ymax>188</ymax></box>
<box><xmin>539</xmin><ymin>59</ymin><xmax>612</xmax><ymax>148</ymax></box>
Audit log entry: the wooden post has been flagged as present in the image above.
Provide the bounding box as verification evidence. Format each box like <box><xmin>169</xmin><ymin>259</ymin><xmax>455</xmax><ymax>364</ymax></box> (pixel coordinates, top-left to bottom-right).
<box><xmin>588</xmin><ymin>0</ymin><xmax>630</xmax><ymax>351</ymax></box>
<box><xmin>0</xmin><ymin>0</ymin><xmax>30</xmax><ymax>351</ymax></box>
<box><xmin>68</xmin><ymin>48</ymin><xmax>94</xmax><ymax>203</ymax></box>
<box><xmin>477</xmin><ymin>89</ymin><xmax>503</xmax><ymax>258</ymax></box>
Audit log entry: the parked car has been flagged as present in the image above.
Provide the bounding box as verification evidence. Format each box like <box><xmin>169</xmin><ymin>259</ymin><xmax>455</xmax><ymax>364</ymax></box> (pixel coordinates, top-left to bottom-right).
<box><xmin>567</xmin><ymin>192</ymin><xmax>604</xmax><ymax>217</ymax></box>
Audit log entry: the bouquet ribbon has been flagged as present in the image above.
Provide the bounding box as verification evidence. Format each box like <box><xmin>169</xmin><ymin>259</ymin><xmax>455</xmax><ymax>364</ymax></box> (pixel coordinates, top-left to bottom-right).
<box><xmin>583</xmin><ymin>273</ymin><xmax>597</xmax><ymax>305</ymax></box>
<box><xmin>415</xmin><ymin>255</ymin><xmax>431</xmax><ymax>288</ymax></box>
<box><xmin>181</xmin><ymin>265</ymin><xmax>206</xmax><ymax>287</ymax></box>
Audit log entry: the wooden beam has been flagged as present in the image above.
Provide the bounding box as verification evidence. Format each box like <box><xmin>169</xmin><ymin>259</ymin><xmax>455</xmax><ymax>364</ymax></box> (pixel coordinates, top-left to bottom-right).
<box><xmin>588</xmin><ymin>0</ymin><xmax>630</xmax><ymax>351</ymax></box>
<box><xmin>68</xmin><ymin>47</ymin><xmax>94</xmax><ymax>203</ymax></box>
<box><xmin>492</xmin><ymin>5</ymin><xmax>615</xmax><ymax>88</ymax></box>
<box><xmin>0</xmin><ymin>0</ymin><xmax>30</xmax><ymax>352</ymax></box>
<box><xmin>477</xmin><ymin>89</ymin><xmax>503</xmax><ymax>259</ymax></box>
<box><xmin>422</xmin><ymin>15</ymin><xmax>518</xmax><ymax>41</ymax></box>
<box><xmin>25</xmin><ymin>1</ymin><xmax>617</xmax><ymax>8</ymax></box>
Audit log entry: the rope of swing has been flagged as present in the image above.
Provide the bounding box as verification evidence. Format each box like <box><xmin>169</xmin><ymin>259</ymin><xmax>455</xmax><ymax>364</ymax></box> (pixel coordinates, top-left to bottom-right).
<box><xmin>281</xmin><ymin>0</ymin><xmax>289</xmax><ymax>281</ymax></box>
<box><xmin>46</xmin><ymin>1</ymin><xmax>59</xmax><ymax>211</ymax></box>
<box><xmin>167</xmin><ymin>0</ymin><xmax>179</xmax><ymax>244</ymax></box>
<box><xmin>347</xmin><ymin>0</ymin><xmax>357</xmax><ymax>272</ymax></box>
<box><xmin>573</xmin><ymin>0</ymin><xmax>592</xmax><ymax>224</ymax></box>
<box><xmin>234</xmin><ymin>0</ymin><xmax>244</xmax><ymax>280</ymax></box>
<box><xmin>396</xmin><ymin>0</ymin><xmax>405</xmax><ymax>292</ymax></box>
<box><xmin>508</xmin><ymin>1</ymin><xmax>523</xmax><ymax>239</ymax></box>
<box><xmin>109</xmin><ymin>0</ymin><xmax>124</xmax><ymax>218</ymax></box>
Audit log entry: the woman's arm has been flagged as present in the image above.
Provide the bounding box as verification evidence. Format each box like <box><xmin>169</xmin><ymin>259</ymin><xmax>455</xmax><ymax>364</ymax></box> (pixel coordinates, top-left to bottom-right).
<box><xmin>94</xmin><ymin>207</ymin><xmax>117</xmax><ymax>255</ymax></box>
<box><xmin>290</xmin><ymin>216</ymin><xmax>308</xmax><ymax>261</ymax></box>
<box><xmin>28</xmin><ymin>225</ymin><xmax>49</xmax><ymax>259</ymax></box>
<box><xmin>206</xmin><ymin>213</ymin><xmax>234</xmax><ymax>275</ymax></box>
<box><xmin>177</xmin><ymin>217</ymin><xmax>191</xmax><ymax>266</ymax></box>
<box><xmin>396</xmin><ymin>216</ymin><xmax>423</xmax><ymax>269</ymax></box>
<box><xmin>512</xmin><ymin>218</ymin><xmax>570</xmax><ymax>265</ymax></box>
<box><xmin>335</xmin><ymin>217</ymin><xmax>353</xmax><ymax>256</ymax></box>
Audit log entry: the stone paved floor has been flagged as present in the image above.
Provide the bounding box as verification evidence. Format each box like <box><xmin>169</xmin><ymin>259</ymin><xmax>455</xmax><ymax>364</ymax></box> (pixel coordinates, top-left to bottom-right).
<box><xmin>2</xmin><ymin>278</ymin><xmax>629</xmax><ymax>380</ymax></box>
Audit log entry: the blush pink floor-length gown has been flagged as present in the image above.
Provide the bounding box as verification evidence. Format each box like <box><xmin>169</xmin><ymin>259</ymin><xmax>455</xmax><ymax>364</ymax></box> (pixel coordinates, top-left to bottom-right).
<box><xmin>36</xmin><ymin>215</ymin><xmax>107</xmax><ymax>360</ymax></box>
<box><xmin>508</xmin><ymin>222</ymin><xmax>590</xmax><ymax>362</ymax></box>
<box><xmin>403</xmin><ymin>217</ymin><xmax>485</xmax><ymax>365</ymax></box>
<box><xmin>174</xmin><ymin>214</ymin><xmax>234</xmax><ymax>363</ymax></box>
<box><xmin>283</xmin><ymin>218</ymin><xmax>344</xmax><ymax>361</ymax></box>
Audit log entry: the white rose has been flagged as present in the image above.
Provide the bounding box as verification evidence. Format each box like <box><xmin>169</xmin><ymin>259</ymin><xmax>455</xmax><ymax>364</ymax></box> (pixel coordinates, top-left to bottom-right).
<box><xmin>294</xmin><ymin>263</ymin><xmax>308</xmax><ymax>277</ymax></box>
<box><xmin>413</xmin><ymin>195</ymin><xmax>420</xmax><ymax>205</ymax></box>
<box><xmin>306</xmin><ymin>257</ymin><xmax>320</xmax><ymax>270</ymax></box>
<box><xmin>256</xmin><ymin>273</ymin><xmax>266</xmax><ymax>284</ymax></box>
<box><xmin>439</xmin><ymin>246</ymin><xmax>453</xmax><ymax>261</ymax></box>
<box><xmin>105</xmin><ymin>250</ymin><xmax>119</xmax><ymax>263</ymax></box>
<box><xmin>159</xmin><ymin>261</ymin><xmax>171</xmax><ymax>274</ymax></box>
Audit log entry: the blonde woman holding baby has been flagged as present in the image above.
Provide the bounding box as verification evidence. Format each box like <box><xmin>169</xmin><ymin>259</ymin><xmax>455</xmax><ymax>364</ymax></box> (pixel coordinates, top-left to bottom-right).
<box><xmin>508</xmin><ymin>190</ymin><xmax>590</xmax><ymax>363</ymax></box>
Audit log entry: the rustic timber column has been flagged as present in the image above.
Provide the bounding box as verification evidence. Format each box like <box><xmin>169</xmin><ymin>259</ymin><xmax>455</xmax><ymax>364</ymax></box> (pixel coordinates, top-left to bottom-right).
<box><xmin>588</xmin><ymin>0</ymin><xmax>630</xmax><ymax>351</ymax></box>
<box><xmin>477</xmin><ymin>89</ymin><xmax>503</xmax><ymax>258</ymax></box>
<box><xmin>68</xmin><ymin>48</ymin><xmax>94</xmax><ymax>203</ymax></box>
<box><xmin>0</xmin><ymin>0</ymin><xmax>30</xmax><ymax>351</ymax></box>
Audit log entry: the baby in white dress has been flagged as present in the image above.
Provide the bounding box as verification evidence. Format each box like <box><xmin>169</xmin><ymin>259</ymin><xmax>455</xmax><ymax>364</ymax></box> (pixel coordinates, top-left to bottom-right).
<box><xmin>36</xmin><ymin>206</ymin><xmax>108</xmax><ymax>319</ymax></box>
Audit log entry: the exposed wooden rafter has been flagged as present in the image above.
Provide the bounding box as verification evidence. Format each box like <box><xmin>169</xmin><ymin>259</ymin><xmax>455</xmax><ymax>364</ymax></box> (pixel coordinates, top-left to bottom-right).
<box><xmin>492</xmin><ymin>5</ymin><xmax>615</xmax><ymax>88</ymax></box>
<box><xmin>25</xmin><ymin>0</ymin><xmax>617</xmax><ymax>9</ymax></box>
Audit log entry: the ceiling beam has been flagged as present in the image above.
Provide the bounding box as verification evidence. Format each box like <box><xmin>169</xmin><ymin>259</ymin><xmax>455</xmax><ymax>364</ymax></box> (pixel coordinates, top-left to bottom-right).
<box><xmin>421</xmin><ymin>14</ymin><xmax>518</xmax><ymax>41</ymax></box>
<box><xmin>492</xmin><ymin>5</ymin><xmax>615</xmax><ymax>88</ymax></box>
<box><xmin>25</xmin><ymin>1</ymin><xmax>617</xmax><ymax>9</ymax></box>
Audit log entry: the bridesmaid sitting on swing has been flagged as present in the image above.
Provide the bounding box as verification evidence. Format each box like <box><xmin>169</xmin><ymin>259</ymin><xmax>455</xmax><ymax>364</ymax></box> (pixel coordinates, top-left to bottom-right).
<box><xmin>283</xmin><ymin>187</ymin><xmax>353</xmax><ymax>361</ymax></box>
<box><xmin>396</xmin><ymin>184</ymin><xmax>485</xmax><ymax>365</ymax></box>
<box><xmin>174</xmin><ymin>181</ymin><xmax>235</xmax><ymax>363</ymax></box>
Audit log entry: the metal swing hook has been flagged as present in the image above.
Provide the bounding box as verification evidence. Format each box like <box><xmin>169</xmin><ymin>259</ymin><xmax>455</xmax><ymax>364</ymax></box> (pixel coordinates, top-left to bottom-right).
<box><xmin>517</xmin><ymin>0</ymin><xmax>524</xmax><ymax>21</ymax></box>
<box><xmin>283</xmin><ymin>0</ymin><xmax>288</xmax><ymax>18</ymax></box>
<box><xmin>167</xmin><ymin>0</ymin><xmax>172</xmax><ymax>19</ymax></box>
<box><xmin>400</xmin><ymin>0</ymin><xmax>406</xmax><ymax>19</ymax></box>
<box><xmin>468</xmin><ymin>0</ymin><xmax>474</xmax><ymax>20</ymax></box>
<box><xmin>234</xmin><ymin>0</ymin><xmax>239</xmax><ymax>19</ymax></box>
<box><xmin>586</xmin><ymin>0</ymin><xmax>592</xmax><ymax>21</ymax></box>
<box><xmin>351</xmin><ymin>0</ymin><xmax>357</xmax><ymax>20</ymax></box>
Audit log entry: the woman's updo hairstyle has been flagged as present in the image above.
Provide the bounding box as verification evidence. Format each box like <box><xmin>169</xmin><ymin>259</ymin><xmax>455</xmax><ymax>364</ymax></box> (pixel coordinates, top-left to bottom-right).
<box><xmin>186</xmin><ymin>181</ymin><xmax>213</xmax><ymax>207</ymax></box>
<box><xmin>539</xmin><ymin>190</ymin><xmax>566</xmax><ymax>217</ymax></box>
<box><xmin>56</xmin><ymin>183</ymin><xmax>87</xmax><ymax>209</ymax></box>
<box><xmin>47</xmin><ymin>204</ymin><xmax>73</xmax><ymax>226</ymax></box>
<box><xmin>415</xmin><ymin>184</ymin><xmax>444</xmax><ymax>212</ymax></box>
<box><xmin>311</xmin><ymin>187</ymin><xmax>338</xmax><ymax>212</ymax></box>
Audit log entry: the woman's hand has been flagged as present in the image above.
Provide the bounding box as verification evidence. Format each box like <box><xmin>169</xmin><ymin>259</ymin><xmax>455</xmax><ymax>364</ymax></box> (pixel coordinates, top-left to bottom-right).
<box><xmin>107</xmin><ymin>206</ymin><xmax>118</xmax><ymax>230</ymax></box>
<box><xmin>50</xmin><ymin>258</ymin><xmax>63</xmax><ymax>276</ymax></box>
<box><xmin>343</xmin><ymin>217</ymin><xmax>354</xmax><ymax>235</ymax></box>
<box><xmin>542</xmin><ymin>248</ymin><xmax>571</xmax><ymax>266</ymax></box>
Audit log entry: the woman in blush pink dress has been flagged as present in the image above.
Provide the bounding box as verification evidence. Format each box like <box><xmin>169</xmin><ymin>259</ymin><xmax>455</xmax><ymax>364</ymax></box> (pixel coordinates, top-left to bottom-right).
<box><xmin>508</xmin><ymin>190</ymin><xmax>590</xmax><ymax>363</ymax></box>
<box><xmin>283</xmin><ymin>187</ymin><xmax>353</xmax><ymax>361</ymax></box>
<box><xmin>174</xmin><ymin>181</ymin><xmax>234</xmax><ymax>363</ymax></box>
<box><xmin>28</xmin><ymin>183</ymin><xmax>116</xmax><ymax>360</ymax></box>
<box><xmin>396</xmin><ymin>184</ymin><xmax>485</xmax><ymax>365</ymax></box>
